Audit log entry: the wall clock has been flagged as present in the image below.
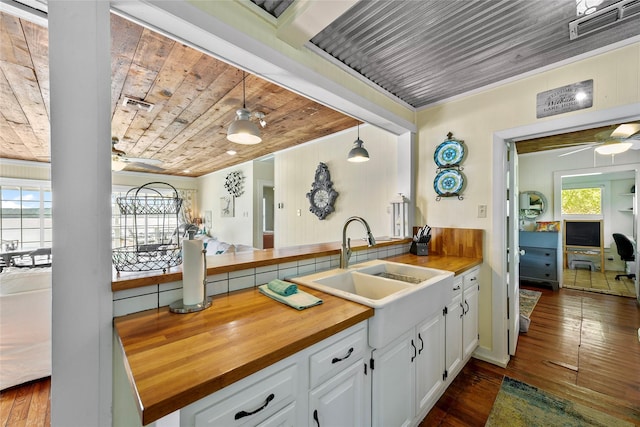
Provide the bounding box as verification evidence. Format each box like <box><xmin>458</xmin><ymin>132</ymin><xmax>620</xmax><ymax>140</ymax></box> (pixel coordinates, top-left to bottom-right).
<box><xmin>306</xmin><ymin>162</ymin><xmax>338</xmax><ymax>220</ymax></box>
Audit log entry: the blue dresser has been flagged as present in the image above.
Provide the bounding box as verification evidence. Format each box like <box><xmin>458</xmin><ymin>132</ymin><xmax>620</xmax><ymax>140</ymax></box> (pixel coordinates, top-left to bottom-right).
<box><xmin>519</xmin><ymin>231</ymin><xmax>561</xmax><ymax>290</ymax></box>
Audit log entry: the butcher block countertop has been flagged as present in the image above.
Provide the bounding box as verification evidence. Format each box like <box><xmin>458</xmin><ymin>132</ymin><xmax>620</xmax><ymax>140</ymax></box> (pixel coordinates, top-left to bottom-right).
<box><xmin>114</xmin><ymin>285</ymin><xmax>374</xmax><ymax>425</ymax></box>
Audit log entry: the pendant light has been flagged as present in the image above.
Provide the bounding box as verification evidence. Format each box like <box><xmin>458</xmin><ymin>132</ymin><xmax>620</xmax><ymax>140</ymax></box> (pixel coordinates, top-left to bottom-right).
<box><xmin>227</xmin><ymin>72</ymin><xmax>261</xmax><ymax>145</ymax></box>
<box><xmin>347</xmin><ymin>123</ymin><xmax>370</xmax><ymax>162</ymax></box>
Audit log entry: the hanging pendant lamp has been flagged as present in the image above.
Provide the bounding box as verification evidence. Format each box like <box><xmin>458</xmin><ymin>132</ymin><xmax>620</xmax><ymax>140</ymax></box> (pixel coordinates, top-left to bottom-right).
<box><xmin>348</xmin><ymin>123</ymin><xmax>370</xmax><ymax>162</ymax></box>
<box><xmin>227</xmin><ymin>72</ymin><xmax>262</xmax><ymax>144</ymax></box>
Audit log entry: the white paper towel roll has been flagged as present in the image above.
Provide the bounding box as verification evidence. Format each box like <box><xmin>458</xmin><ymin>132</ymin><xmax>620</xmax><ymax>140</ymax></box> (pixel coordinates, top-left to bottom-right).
<box><xmin>182</xmin><ymin>239</ymin><xmax>204</xmax><ymax>305</ymax></box>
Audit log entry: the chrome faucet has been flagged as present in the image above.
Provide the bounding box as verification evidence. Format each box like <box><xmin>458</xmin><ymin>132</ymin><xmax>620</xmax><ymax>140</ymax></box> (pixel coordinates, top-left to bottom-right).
<box><xmin>341</xmin><ymin>216</ymin><xmax>376</xmax><ymax>269</ymax></box>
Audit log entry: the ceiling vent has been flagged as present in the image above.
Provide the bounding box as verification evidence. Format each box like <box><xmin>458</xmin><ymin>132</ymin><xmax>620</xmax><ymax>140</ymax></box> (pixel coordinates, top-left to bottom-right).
<box><xmin>122</xmin><ymin>96</ymin><xmax>154</xmax><ymax>112</ymax></box>
<box><xmin>569</xmin><ymin>0</ymin><xmax>640</xmax><ymax>40</ymax></box>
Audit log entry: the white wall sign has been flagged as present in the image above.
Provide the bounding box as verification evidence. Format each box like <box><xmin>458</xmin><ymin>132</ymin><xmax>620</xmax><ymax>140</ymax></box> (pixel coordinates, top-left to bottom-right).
<box><xmin>536</xmin><ymin>80</ymin><xmax>593</xmax><ymax>118</ymax></box>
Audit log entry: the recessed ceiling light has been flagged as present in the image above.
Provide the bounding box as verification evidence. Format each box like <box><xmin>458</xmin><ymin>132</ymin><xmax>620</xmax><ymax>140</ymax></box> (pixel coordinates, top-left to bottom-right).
<box><xmin>226</xmin><ymin>150</ymin><xmax>237</xmax><ymax>155</ymax></box>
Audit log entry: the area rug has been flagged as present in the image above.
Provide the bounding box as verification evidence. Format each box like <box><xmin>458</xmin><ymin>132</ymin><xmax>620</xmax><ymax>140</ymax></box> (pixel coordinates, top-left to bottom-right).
<box><xmin>485</xmin><ymin>377</ymin><xmax>633</xmax><ymax>426</ymax></box>
<box><xmin>519</xmin><ymin>289</ymin><xmax>542</xmax><ymax>319</ymax></box>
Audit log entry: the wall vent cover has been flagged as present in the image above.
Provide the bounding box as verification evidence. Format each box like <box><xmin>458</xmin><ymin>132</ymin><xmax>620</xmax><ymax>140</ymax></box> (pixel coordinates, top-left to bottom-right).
<box><xmin>569</xmin><ymin>0</ymin><xmax>640</xmax><ymax>40</ymax></box>
<box><xmin>122</xmin><ymin>96</ymin><xmax>154</xmax><ymax>112</ymax></box>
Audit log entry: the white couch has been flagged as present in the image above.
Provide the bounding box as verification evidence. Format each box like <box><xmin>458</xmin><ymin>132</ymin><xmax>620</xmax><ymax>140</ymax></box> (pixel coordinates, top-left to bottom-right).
<box><xmin>0</xmin><ymin>267</ymin><xmax>51</xmax><ymax>390</ymax></box>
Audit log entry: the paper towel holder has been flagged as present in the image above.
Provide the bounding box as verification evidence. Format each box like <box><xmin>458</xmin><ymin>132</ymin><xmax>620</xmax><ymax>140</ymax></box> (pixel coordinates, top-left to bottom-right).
<box><xmin>169</xmin><ymin>248</ymin><xmax>212</xmax><ymax>314</ymax></box>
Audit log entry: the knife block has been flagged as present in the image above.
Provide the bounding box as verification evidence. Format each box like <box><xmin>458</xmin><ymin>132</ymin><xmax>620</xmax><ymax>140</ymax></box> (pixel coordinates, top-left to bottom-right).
<box><xmin>410</xmin><ymin>241</ymin><xmax>429</xmax><ymax>256</ymax></box>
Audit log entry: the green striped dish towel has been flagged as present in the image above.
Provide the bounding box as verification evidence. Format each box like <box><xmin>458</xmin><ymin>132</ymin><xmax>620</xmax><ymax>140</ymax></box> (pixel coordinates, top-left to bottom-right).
<box><xmin>258</xmin><ymin>284</ymin><xmax>323</xmax><ymax>310</ymax></box>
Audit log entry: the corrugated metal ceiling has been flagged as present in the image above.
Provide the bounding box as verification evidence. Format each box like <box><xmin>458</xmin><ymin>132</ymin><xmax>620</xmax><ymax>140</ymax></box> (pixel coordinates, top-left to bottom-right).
<box><xmin>255</xmin><ymin>0</ymin><xmax>640</xmax><ymax>108</ymax></box>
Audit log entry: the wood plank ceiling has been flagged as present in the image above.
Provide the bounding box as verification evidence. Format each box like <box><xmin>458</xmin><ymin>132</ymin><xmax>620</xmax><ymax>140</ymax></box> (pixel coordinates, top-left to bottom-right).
<box><xmin>0</xmin><ymin>12</ymin><xmax>358</xmax><ymax>177</ymax></box>
<box><xmin>2</xmin><ymin>1</ymin><xmax>640</xmax><ymax>176</ymax></box>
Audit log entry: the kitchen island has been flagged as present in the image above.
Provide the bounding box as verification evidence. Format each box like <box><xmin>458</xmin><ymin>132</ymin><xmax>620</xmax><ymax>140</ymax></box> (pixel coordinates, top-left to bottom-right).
<box><xmin>114</xmin><ymin>228</ymin><xmax>483</xmax><ymax>425</ymax></box>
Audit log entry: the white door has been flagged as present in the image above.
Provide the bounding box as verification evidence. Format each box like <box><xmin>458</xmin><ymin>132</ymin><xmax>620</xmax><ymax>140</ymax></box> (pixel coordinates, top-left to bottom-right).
<box><xmin>507</xmin><ymin>141</ymin><xmax>520</xmax><ymax>356</ymax></box>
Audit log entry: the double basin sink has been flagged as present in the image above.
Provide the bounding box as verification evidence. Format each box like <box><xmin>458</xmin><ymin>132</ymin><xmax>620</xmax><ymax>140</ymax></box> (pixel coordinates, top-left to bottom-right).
<box><xmin>291</xmin><ymin>260</ymin><xmax>454</xmax><ymax>348</ymax></box>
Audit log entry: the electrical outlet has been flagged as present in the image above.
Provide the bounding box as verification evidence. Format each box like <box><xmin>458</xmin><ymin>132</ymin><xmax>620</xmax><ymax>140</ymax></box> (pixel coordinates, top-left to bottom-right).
<box><xmin>478</xmin><ymin>204</ymin><xmax>487</xmax><ymax>218</ymax></box>
<box><xmin>296</xmin><ymin>209</ymin><xmax>301</xmax><ymax>216</ymax></box>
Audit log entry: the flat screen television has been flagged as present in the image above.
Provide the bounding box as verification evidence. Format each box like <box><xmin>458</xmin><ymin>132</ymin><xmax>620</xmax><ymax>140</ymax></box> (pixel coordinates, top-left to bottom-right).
<box><xmin>564</xmin><ymin>220</ymin><xmax>602</xmax><ymax>247</ymax></box>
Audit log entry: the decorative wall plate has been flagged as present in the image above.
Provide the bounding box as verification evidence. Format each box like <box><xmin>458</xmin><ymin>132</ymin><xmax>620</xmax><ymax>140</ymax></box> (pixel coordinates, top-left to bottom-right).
<box><xmin>224</xmin><ymin>171</ymin><xmax>245</xmax><ymax>197</ymax></box>
<box><xmin>434</xmin><ymin>169</ymin><xmax>465</xmax><ymax>195</ymax></box>
<box><xmin>434</xmin><ymin>137</ymin><xmax>465</xmax><ymax>167</ymax></box>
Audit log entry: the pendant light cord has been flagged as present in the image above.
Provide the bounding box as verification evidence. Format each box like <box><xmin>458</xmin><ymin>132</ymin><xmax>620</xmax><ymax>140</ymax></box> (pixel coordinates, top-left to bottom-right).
<box><xmin>242</xmin><ymin>71</ymin><xmax>246</xmax><ymax>109</ymax></box>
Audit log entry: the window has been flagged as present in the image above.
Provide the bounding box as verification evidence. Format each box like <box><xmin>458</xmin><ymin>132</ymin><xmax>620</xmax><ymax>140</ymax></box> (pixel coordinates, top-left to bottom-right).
<box><xmin>0</xmin><ymin>184</ymin><xmax>52</xmax><ymax>251</ymax></box>
<box><xmin>111</xmin><ymin>186</ymin><xmax>181</xmax><ymax>249</ymax></box>
<box><xmin>561</xmin><ymin>187</ymin><xmax>602</xmax><ymax>215</ymax></box>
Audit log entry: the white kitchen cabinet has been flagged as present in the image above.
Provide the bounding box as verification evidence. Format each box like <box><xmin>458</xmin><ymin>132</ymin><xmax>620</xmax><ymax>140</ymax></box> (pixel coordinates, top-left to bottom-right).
<box><xmin>414</xmin><ymin>312</ymin><xmax>446</xmax><ymax>420</ymax></box>
<box><xmin>309</xmin><ymin>361</ymin><xmax>367</xmax><ymax>427</ymax></box>
<box><xmin>371</xmin><ymin>329</ymin><xmax>414</xmax><ymax>427</ymax></box>
<box><xmin>178</xmin><ymin>322</ymin><xmax>369</xmax><ymax>427</ymax></box>
<box><xmin>444</xmin><ymin>276</ymin><xmax>463</xmax><ymax>380</ymax></box>
<box><xmin>462</xmin><ymin>268</ymin><xmax>479</xmax><ymax>360</ymax></box>
<box><xmin>308</xmin><ymin>324</ymin><xmax>369</xmax><ymax>427</ymax></box>
<box><xmin>371</xmin><ymin>310</ymin><xmax>446</xmax><ymax>427</ymax></box>
<box><xmin>186</xmin><ymin>363</ymin><xmax>299</xmax><ymax>427</ymax></box>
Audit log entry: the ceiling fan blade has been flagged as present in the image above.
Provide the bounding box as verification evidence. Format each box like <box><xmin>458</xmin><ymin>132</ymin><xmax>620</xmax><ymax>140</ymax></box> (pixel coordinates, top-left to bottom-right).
<box><xmin>121</xmin><ymin>156</ymin><xmax>163</xmax><ymax>166</ymax></box>
<box><xmin>611</xmin><ymin>123</ymin><xmax>640</xmax><ymax>138</ymax></box>
<box><xmin>128</xmin><ymin>162</ymin><xmax>165</xmax><ymax>172</ymax></box>
<box><xmin>558</xmin><ymin>145</ymin><xmax>595</xmax><ymax>157</ymax></box>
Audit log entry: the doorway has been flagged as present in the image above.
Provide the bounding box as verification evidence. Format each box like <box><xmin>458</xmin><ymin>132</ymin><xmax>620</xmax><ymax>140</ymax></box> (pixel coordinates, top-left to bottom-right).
<box><xmin>492</xmin><ymin>103</ymin><xmax>640</xmax><ymax>364</ymax></box>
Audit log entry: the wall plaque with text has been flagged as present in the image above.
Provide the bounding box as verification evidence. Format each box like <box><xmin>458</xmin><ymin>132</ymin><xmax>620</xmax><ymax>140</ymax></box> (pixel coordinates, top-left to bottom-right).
<box><xmin>536</xmin><ymin>80</ymin><xmax>593</xmax><ymax>118</ymax></box>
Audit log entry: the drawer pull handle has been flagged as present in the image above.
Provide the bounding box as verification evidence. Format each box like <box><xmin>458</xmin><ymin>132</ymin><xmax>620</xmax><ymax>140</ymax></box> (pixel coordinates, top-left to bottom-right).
<box><xmin>545</xmin><ymin>263</ymin><xmax>551</xmax><ymax>267</ymax></box>
<box><xmin>418</xmin><ymin>333</ymin><xmax>424</xmax><ymax>354</ymax></box>
<box><xmin>332</xmin><ymin>347</ymin><xmax>354</xmax><ymax>364</ymax></box>
<box><xmin>464</xmin><ymin>300</ymin><xmax>470</xmax><ymax>315</ymax></box>
<box><xmin>234</xmin><ymin>393</ymin><xmax>274</xmax><ymax>420</ymax></box>
<box><xmin>459</xmin><ymin>302</ymin><xmax>464</xmax><ymax>318</ymax></box>
<box><xmin>313</xmin><ymin>409</ymin><xmax>320</xmax><ymax>427</ymax></box>
<box><xmin>453</xmin><ymin>285</ymin><xmax>461</xmax><ymax>291</ymax></box>
<box><xmin>469</xmin><ymin>277</ymin><xmax>477</xmax><ymax>281</ymax></box>
<box><xmin>411</xmin><ymin>339</ymin><xmax>417</xmax><ymax>362</ymax></box>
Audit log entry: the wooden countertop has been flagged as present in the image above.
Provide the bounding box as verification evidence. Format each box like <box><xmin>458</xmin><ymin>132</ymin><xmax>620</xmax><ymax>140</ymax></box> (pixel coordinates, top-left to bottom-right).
<box><xmin>384</xmin><ymin>253</ymin><xmax>482</xmax><ymax>276</ymax></box>
<box><xmin>114</xmin><ymin>248</ymin><xmax>482</xmax><ymax>424</ymax></box>
<box><xmin>114</xmin><ymin>285</ymin><xmax>374</xmax><ymax>425</ymax></box>
<box><xmin>112</xmin><ymin>238</ymin><xmax>411</xmax><ymax>292</ymax></box>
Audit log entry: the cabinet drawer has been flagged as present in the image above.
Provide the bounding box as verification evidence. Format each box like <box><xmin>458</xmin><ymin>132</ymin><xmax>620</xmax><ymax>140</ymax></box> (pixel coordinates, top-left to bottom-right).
<box><xmin>520</xmin><ymin>266</ymin><xmax>557</xmax><ymax>280</ymax></box>
<box><xmin>452</xmin><ymin>277</ymin><xmax>463</xmax><ymax>297</ymax></box>
<box><xmin>192</xmin><ymin>364</ymin><xmax>298</xmax><ymax>427</ymax></box>
<box><xmin>522</xmin><ymin>247</ymin><xmax>555</xmax><ymax>259</ymax></box>
<box><xmin>309</xmin><ymin>326</ymin><xmax>367</xmax><ymax>388</ymax></box>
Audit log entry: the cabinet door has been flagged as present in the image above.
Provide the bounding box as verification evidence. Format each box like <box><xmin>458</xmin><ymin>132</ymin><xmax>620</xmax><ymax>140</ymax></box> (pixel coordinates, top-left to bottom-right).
<box><xmin>371</xmin><ymin>330</ymin><xmax>414</xmax><ymax>427</ymax></box>
<box><xmin>309</xmin><ymin>360</ymin><xmax>366</xmax><ymax>427</ymax></box>
<box><xmin>445</xmin><ymin>292</ymin><xmax>463</xmax><ymax>379</ymax></box>
<box><xmin>463</xmin><ymin>280</ymin><xmax>479</xmax><ymax>360</ymax></box>
<box><xmin>415</xmin><ymin>312</ymin><xmax>445</xmax><ymax>418</ymax></box>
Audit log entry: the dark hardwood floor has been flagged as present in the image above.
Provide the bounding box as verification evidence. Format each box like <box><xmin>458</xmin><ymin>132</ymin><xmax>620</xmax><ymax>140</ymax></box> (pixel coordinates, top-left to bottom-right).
<box><xmin>1</xmin><ymin>286</ymin><xmax>638</xmax><ymax>426</ymax></box>
<box><xmin>421</xmin><ymin>286</ymin><xmax>640</xmax><ymax>426</ymax></box>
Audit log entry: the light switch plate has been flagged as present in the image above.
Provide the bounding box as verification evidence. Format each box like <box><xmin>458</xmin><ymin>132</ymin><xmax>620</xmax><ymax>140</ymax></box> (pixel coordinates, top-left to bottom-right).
<box><xmin>478</xmin><ymin>204</ymin><xmax>487</xmax><ymax>218</ymax></box>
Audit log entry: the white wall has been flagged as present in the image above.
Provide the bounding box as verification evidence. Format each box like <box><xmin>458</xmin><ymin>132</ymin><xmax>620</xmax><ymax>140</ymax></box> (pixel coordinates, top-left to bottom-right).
<box><xmin>417</xmin><ymin>42</ymin><xmax>640</xmax><ymax>360</ymax></box>
<box><xmin>273</xmin><ymin>125</ymin><xmax>399</xmax><ymax>247</ymax></box>
<box><xmin>197</xmin><ymin>162</ymin><xmax>254</xmax><ymax>246</ymax></box>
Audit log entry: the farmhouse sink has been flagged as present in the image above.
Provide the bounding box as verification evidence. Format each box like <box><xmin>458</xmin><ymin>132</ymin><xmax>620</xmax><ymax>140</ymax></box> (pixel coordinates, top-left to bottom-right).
<box><xmin>291</xmin><ymin>260</ymin><xmax>454</xmax><ymax>348</ymax></box>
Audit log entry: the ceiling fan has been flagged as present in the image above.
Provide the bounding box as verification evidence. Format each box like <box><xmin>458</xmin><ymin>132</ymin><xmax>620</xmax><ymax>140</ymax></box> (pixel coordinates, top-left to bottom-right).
<box><xmin>111</xmin><ymin>137</ymin><xmax>164</xmax><ymax>171</ymax></box>
<box><xmin>558</xmin><ymin>123</ymin><xmax>640</xmax><ymax>157</ymax></box>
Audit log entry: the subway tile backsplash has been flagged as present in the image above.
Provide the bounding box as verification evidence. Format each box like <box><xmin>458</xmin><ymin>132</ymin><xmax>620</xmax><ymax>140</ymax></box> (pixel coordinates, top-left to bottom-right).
<box><xmin>113</xmin><ymin>243</ymin><xmax>410</xmax><ymax>317</ymax></box>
